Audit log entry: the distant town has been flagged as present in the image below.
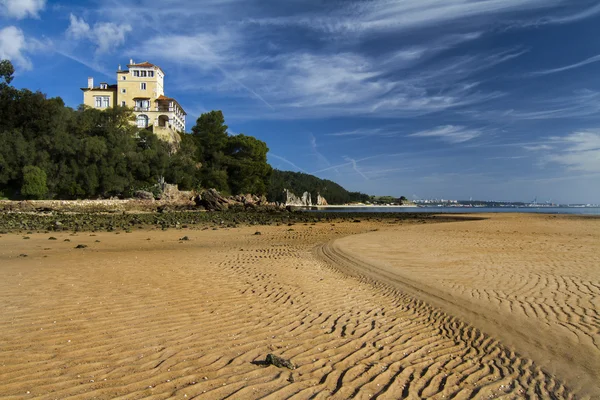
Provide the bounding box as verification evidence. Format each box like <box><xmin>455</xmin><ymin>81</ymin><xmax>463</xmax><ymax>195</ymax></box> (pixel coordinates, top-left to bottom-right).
<box><xmin>412</xmin><ymin>199</ymin><xmax>599</xmax><ymax>208</ymax></box>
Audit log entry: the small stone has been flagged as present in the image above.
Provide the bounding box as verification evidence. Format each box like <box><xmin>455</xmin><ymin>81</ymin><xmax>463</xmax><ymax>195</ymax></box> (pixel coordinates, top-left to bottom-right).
<box><xmin>179</xmin><ymin>236</ymin><xmax>190</xmax><ymax>241</ymax></box>
<box><xmin>254</xmin><ymin>231</ymin><xmax>262</xmax><ymax>235</ymax></box>
<box><xmin>48</xmin><ymin>237</ymin><xmax>57</xmax><ymax>240</ymax></box>
<box><xmin>19</xmin><ymin>254</ymin><xmax>28</xmax><ymax>257</ymax></box>
<box><xmin>75</xmin><ymin>244</ymin><xmax>87</xmax><ymax>249</ymax></box>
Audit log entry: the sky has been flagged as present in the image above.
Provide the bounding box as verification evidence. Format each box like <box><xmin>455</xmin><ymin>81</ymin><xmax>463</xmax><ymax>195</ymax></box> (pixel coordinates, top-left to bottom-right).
<box><xmin>1</xmin><ymin>0</ymin><xmax>600</xmax><ymax>203</ymax></box>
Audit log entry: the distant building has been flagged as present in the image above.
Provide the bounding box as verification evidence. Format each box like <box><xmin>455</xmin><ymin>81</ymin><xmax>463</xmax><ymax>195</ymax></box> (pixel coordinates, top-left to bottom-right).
<box><xmin>81</xmin><ymin>60</ymin><xmax>186</xmax><ymax>144</ymax></box>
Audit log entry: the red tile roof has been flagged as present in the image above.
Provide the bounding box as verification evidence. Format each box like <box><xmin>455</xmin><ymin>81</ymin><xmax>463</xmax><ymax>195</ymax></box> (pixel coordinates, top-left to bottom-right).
<box><xmin>127</xmin><ymin>61</ymin><xmax>165</xmax><ymax>74</ymax></box>
<box><xmin>155</xmin><ymin>95</ymin><xmax>187</xmax><ymax>115</ymax></box>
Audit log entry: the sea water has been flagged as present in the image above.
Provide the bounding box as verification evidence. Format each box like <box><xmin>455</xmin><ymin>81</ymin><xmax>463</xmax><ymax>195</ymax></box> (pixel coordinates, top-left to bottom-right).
<box><xmin>307</xmin><ymin>206</ymin><xmax>600</xmax><ymax>215</ymax></box>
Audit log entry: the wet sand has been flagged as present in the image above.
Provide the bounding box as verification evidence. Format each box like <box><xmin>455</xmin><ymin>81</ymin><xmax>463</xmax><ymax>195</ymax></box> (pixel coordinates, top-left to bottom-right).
<box><xmin>0</xmin><ymin>214</ymin><xmax>596</xmax><ymax>399</ymax></box>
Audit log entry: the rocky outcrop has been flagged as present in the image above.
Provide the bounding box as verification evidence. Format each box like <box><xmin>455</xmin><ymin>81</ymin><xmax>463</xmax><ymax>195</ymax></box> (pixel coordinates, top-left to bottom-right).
<box><xmin>284</xmin><ymin>189</ymin><xmax>312</xmax><ymax>206</ymax></box>
<box><xmin>193</xmin><ymin>189</ymin><xmax>282</xmax><ymax>211</ymax></box>
<box><xmin>316</xmin><ymin>193</ymin><xmax>328</xmax><ymax>206</ymax></box>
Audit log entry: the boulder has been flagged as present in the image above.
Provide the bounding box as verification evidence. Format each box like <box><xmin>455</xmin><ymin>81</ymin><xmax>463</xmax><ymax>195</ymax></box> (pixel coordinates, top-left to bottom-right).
<box><xmin>195</xmin><ymin>189</ymin><xmax>231</xmax><ymax>211</ymax></box>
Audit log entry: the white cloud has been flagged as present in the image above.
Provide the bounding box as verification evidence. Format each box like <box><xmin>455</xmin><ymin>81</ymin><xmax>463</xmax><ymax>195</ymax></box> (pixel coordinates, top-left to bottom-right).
<box><xmin>409</xmin><ymin>125</ymin><xmax>482</xmax><ymax>143</ymax></box>
<box><xmin>0</xmin><ymin>26</ymin><xmax>32</xmax><ymax>70</ymax></box>
<box><xmin>66</xmin><ymin>14</ymin><xmax>132</xmax><ymax>54</ymax></box>
<box><xmin>544</xmin><ymin>131</ymin><xmax>600</xmax><ymax>172</ymax></box>
<box><xmin>0</xmin><ymin>0</ymin><xmax>45</xmax><ymax>19</ymax></box>
<box><xmin>524</xmin><ymin>144</ymin><xmax>553</xmax><ymax>151</ymax></box>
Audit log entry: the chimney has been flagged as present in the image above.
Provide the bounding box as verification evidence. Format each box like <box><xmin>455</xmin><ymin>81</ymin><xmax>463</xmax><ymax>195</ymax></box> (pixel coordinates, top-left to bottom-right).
<box><xmin>87</xmin><ymin>77</ymin><xmax>94</xmax><ymax>89</ymax></box>
<box><xmin>129</xmin><ymin>58</ymin><xmax>134</xmax><ymax>65</ymax></box>
<box><xmin>118</xmin><ymin>64</ymin><xmax>121</xmax><ymax>71</ymax></box>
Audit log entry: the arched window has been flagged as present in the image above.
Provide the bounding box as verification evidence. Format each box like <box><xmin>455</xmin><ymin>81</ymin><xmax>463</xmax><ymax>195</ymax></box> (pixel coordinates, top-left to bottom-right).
<box><xmin>136</xmin><ymin>114</ymin><xmax>149</xmax><ymax>128</ymax></box>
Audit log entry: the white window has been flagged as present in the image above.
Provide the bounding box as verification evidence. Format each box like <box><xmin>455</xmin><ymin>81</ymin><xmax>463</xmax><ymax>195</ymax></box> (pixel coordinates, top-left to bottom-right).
<box><xmin>135</xmin><ymin>99</ymin><xmax>150</xmax><ymax>110</ymax></box>
<box><xmin>121</xmin><ymin>101</ymin><xmax>126</xmax><ymax>107</ymax></box>
<box><xmin>121</xmin><ymin>88</ymin><xmax>126</xmax><ymax>93</ymax></box>
<box><xmin>100</xmin><ymin>83</ymin><xmax>107</xmax><ymax>89</ymax></box>
<box><xmin>141</xmin><ymin>71</ymin><xmax>147</xmax><ymax>77</ymax></box>
<box><xmin>136</xmin><ymin>114</ymin><xmax>149</xmax><ymax>128</ymax></box>
<box><xmin>121</xmin><ymin>76</ymin><xmax>126</xmax><ymax>80</ymax></box>
<box><xmin>133</xmin><ymin>70</ymin><xmax>140</xmax><ymax>77</ymax></box>
<box><xmin>140</xmin><ymin>82</ymin><xmax>146</xmax><ymax>90</ymax></box>
<box><xmin>149</xmin><ymin>71</ymin><xmax>154</xmax><ymax>77</ymax></box>
<box><xmin>95</xmin><ymin>96</ymin><xmax>110</xmax><ymax>108</ymax></box>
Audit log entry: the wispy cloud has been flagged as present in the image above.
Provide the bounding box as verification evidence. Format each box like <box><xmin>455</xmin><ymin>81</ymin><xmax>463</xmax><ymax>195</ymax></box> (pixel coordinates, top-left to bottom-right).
<box><xmin>343</xmin><ymin>157</ymin><xmax>369</xmax><ymax>180</ymax></box>
<box><xmin>247</xmin><ymin>0</ymin><xmax>563</xmax><ymax>35</ymax></box>
<box><xmin>268</xmin><ymin>153</ymin><xmax>308</xmax><ymax>173</ymax></box>
<box><xmin>309</xmin><ymin>134</ymin><xmax>331</xmax><ymax>168</ymax></box>
<box><xmin>462</xmin><ymin>89</ymin><xmax>600</xmax><ymax>121</ymax></box>
<box><xmin>524</xmin><ymin>144</ymin><xmax>554</xmax><ymax>151</ymax></box>
<box><xmin>409</xmin><ymin>125</ymin><xmax>483</xmax><ymax>143</ymax></box>
<box><xmin>543</xmin><ymin>131</ymin><xmax>600</xmax><ymax>172</ymax></box>
<box><xmin>509</xmin><ymin>2</ymin><xmax>600</xmax><ymax>27</ymax></box>
<box><xmin>529</xmin><ymin>54</ymin><xmax>600</xmax><ymax>76</ymax></box>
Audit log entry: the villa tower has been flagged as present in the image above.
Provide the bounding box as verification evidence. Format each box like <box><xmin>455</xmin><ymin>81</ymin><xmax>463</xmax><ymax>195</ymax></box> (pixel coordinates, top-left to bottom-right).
<box><xmin>81</xmin><ymin>60</ymin><xmax>186</xmax><ymax>144</ymax></box>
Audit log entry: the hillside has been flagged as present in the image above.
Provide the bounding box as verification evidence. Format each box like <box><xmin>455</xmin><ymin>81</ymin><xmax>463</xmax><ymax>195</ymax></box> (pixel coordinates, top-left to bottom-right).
<box><xmin>267</xmin><ymin>170</ymin><xmax>370</xmax><ymax>205</ymax></box>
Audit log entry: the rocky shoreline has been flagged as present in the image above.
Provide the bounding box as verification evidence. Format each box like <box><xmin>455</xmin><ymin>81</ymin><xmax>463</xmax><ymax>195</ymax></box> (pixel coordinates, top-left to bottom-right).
<box><xmin>0</xmin><ymin>205</ymin><xmax>449</xmax><ymax>233</ymax></box>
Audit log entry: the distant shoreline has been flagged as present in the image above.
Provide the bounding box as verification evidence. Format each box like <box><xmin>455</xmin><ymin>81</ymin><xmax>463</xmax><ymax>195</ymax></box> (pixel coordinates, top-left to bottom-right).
<box><xmin>298</xmin><ymin>204</ymin><xmax>418</xmax><ymax>208</ymax></box>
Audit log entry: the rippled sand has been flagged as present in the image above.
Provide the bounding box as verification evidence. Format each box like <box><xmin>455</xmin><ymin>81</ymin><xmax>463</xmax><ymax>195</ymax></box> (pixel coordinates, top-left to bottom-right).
<box><xmin>327</xmin><ymin>213</ymin><xmax>600</xmax><ymax>398</ymax></box>
<box><xmin>0</xmin><ymin>214</ymin><xmax>596</xmax><ymax>399</ymax></box>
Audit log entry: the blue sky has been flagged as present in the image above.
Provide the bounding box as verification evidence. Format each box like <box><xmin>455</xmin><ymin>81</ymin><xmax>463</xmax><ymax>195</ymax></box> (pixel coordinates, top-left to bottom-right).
<box><xmin>1</xmin><ymin>0</ymin><xmax>600</xmax><ymax>203</ymax></box>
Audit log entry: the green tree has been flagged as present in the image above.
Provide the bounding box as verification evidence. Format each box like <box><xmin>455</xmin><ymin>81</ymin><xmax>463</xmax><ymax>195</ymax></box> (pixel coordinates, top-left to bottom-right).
<box><xmin>190</xmin><ymin>110</ymin><xmax>231</xmax><ymax>191</ymax></box>
<box><xmin>225</xmin><ymin>134</ymin><xmax>272</xmax><ymax>195</ymax></box>
<box><xmin>21</xmin><ymin>165</ymin><xmax>48</xmax><ymax>199</ymax></box>
<box><xmin>0</xmin><ymin>59</ymin><xmax>14</xmax><ymax>85</ymax></box>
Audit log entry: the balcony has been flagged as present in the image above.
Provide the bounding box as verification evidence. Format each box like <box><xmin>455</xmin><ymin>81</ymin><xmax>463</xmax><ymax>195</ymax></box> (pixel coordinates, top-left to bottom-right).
<box><xmin>134</xmin><ymin>106</ymin><xmax>150</xmax><ymax>112</ymax></box>
<box><xmin>156</xmin><ymin>106</ymin><xmax>175</xmax><ymax>112</ymax></box>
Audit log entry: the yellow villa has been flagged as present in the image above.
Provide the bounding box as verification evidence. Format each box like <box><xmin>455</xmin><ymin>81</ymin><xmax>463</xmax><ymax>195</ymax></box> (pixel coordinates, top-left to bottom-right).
<box><xmin>81</xmin><ymin>60</ymin><xmax>186</xmax><ymax>144</ymax></box>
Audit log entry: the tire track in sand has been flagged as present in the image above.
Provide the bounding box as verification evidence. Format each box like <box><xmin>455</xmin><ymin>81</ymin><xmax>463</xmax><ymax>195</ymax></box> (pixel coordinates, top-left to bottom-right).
<box><xmin>320</xmin><ymin>214</ymin><xmax>599</xmax><ymax>398</ymax></box>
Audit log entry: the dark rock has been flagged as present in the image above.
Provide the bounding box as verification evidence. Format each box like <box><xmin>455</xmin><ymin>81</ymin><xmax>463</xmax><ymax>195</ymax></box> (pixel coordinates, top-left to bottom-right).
<box><xmin>48</xmin><ymin>237</ymin><xmax>57</xmax><ymax>240</ymax></box>
<box><xmin>254</xmin><ymin>231</ymin><xmax>262</xmax><ymax>235</ymax></box>
<box><xmin>265</xmin><ymin>354</ymin><xmax>295</xmax><ymax>370</ymax></box>
<box><xmin>179</xmin><ymin>236</ymin><xmax>190</xmax><ymax>241</ymax></box>
<box><xmin>23</xmin><ymin>236</ymin><xmax>30</xmax><ymax>239</ymax></box>
<box><xmin>19</xmin><ymin>254</ymin><xmax>28</xmax><ymax>257</ymax></box>
<box><xmin>64</xmin><ymin>239</ymin><xmax>70</xmax><ymax>242</ymax></box>
<box><xmin>194</xmin><ymin>189</ymin><xmax>231</xmax><ymax>211</ymax></box>
<box><xmin>75</xmin><ymin>244</ymin><xmax>87</xmax><ymax>249</ymax></box>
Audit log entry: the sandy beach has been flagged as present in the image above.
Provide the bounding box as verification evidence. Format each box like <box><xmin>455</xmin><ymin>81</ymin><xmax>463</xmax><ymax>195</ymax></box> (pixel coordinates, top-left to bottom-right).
<box><xmin>0</xmin><ymin>214</ymin><xmax>597</xmax><ymax>399</ymax></box>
